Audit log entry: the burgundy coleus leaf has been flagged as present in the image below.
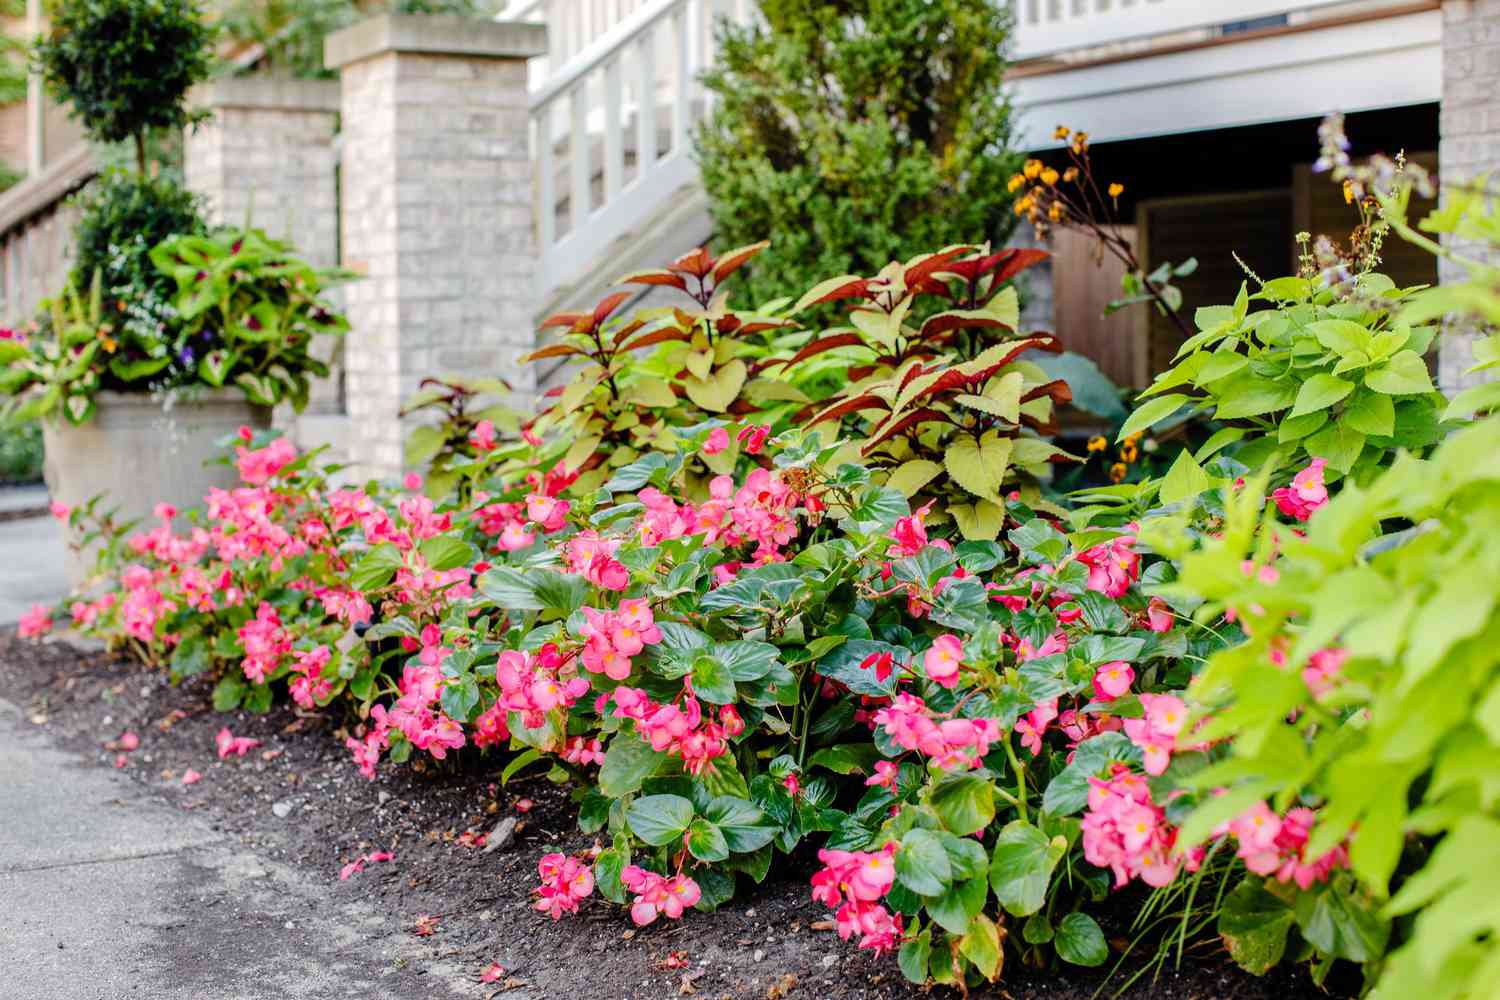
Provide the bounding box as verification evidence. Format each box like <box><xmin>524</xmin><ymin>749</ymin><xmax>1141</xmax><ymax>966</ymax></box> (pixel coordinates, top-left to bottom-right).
<box><xmin>521</xmin><ymin>343</ymin><xmax>587</xmax><ymax>363</ymax></box>
<box><xmin>861</xmin><ymin>406</ymin><xmax>954</xmax><ymax>453</ymax></box>
<box><xmin>710</xmin><ymin>241</ymin><xmax>769</xmax><ymax>283</ymax></box>
<box><xmin>982</xmin><ymin>247</ymin><xmax>1050</xmax><ymax>286</ymax></box>
<box><xmin>592</xmin><ymin>291</ymin><xmax>633</xmax><ymax>327</ymax></box>
<box><xmin>807</xmin><ymin>392</ymin><xmax>888</xmax><ymax>427</ymax></box>
<box><xmin>776</xmin><ymin>332</ymin><xmax>868</xmax><ymax>370</ymax></box>
<box><xmin>669</xmin><ymin>247</ymin><xmax>715</xmax><ymax>278</ymax></box>
<box><xmin>918</xmin><ymin>311</ymin><xmax>1015</xmax><ymax>340</ymax></box>
<box><xmin>539</xmin><ymin>311</ymin><xmax>591</xmax><ymax>331</ymax></box>
<box><xmin>735</xmin><ymin>318</ymin><xmax>797</xmax><ymax>335</ymax></box>
<box><xmin>1022</xmin><ymin>378</ymin><xmax>1073</xmax><ymax>406</ymax></box>
<box><xmin>902</xmin><ymin>245</ymin><xmax>979</xmax><ymax>291</ymax></box>
<box><xmin>615</xmin><ymin>326</ymin><xmax>690</xmax><ymax>353</ymax></box>
<box><xmin>793</xmin><ymin>275</ymin><xmax>870</xmax><ymax>313</ymax></box>
<box><xmin>617</xmin><ymin>269</ymin><xmax>689</xmax><ymax>291</ymax></box>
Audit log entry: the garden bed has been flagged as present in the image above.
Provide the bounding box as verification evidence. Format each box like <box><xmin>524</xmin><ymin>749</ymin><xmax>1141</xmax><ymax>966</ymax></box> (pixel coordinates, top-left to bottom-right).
<box><xmin>0</xmin><ymin>628</ymin><xmax>1344</xmax><ymax>1000</ymax></box>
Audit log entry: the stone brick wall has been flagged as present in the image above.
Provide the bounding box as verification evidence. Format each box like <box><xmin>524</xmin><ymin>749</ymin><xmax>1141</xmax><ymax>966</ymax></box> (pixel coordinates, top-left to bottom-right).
<box><xmin>328</xmin><ymin>16</ymin><xmax>545</xmax><ymax>481</ymax></box>
<box><xmin>183</xmin><ymin>78</ymin><xmax>346</xmax><ymax>449</ymax></box>
<box><xmin>1437</xmin><ymin>0</ymin><xmax>1500</xmax><ymax>391</ymax></box>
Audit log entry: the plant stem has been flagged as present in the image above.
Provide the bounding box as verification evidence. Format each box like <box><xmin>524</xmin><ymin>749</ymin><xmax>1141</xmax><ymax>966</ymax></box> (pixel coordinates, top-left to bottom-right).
<box><xmin>1003</xmin><ymin>735</ymin><xmax>1029</xmax><ymax>823</ymax></box>
<box><xmin>133</xmin><ymin>131</ymin><xmax>147</xmax><ymax>175</ymax></box>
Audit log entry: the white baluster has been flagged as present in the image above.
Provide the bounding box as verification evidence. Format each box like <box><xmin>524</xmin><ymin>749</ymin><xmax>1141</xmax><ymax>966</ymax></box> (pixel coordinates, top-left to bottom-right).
<box><xmin>636</xmin><ymin>28</ymin><xmax>658</xmax><ymax>176</ymax></box>
<box><xmin>603</xmin><ymin>57</ymin><xmax>624</xmax><ymax>201</ymax></box>
<box><xmin>571</xmin><ymin>82</ymin><xmax>591</xmax><ymax>233</ymax></box>
<box><xmin>672</xmin><ymin>3</ymin><xmax>690</xmax><ymax>153</ymax></box>
<box><xmin>537</xmin><ymin>108</ymin><xmax>556</xmax><ymax>250</ymax></box>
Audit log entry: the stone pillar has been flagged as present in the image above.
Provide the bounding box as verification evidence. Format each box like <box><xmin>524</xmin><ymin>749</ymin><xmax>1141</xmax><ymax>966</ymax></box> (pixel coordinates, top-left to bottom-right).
<box><xmin>1437</xmin><ymin>0</ymin><xmax>1499</xmax><ymax>393</ymax></box>
<box><xmin>326</xmin><ymin>15</ymin><xmax>546</xmax><ymax>482</ymax></box>
<box><xmin>183</xmin><ymin>77</ymin><xmax>346</xmax><ymax>450</ymax></box>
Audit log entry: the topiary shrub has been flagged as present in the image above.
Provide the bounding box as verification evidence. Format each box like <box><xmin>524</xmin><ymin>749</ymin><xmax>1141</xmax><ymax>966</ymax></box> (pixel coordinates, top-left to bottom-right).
<box><xmin>69</xmin><ymin>169</ymin><xmax>207</xmax><ymax>345</ymax></box>
<box><xmin>696</xmin><ymin>0</ymin><xmax>1024</xmax><ymax>304</ymax></box>
<box><xmin>35</xmin><ymin>0</ymin><xmax>214</xmax><ymax>171</ymax></box>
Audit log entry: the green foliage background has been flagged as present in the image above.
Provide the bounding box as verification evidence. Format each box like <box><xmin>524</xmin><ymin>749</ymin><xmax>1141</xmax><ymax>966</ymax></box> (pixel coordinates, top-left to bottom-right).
<box><xmin>696</xmin><ymin>0</ymin><xmax>1024</xmax><ymax>303</ymax></box>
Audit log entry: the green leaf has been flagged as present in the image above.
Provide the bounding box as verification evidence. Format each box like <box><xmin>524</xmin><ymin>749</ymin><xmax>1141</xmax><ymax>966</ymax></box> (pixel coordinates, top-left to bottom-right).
<box><xmin>212</xmin><ymin>674</ymin><xmax>245</xmax><ymax>712</ymax></box>
<box><xmin>1294</xmin><ymin>879</ymin><xmax>1389</xmax><ymax>962</ymax></box>
<box><xmin>989</xmin><ymin>820</ymin><xmax>1066</xmax><ymax>916</ymax></box>
<box><xmin>1158</xmin><ymin>449</ymin><xmax>1211</xmax><ymax>505</ymax></box>
<box><xmin>930</xmin><ymin>771</ymin><xmax>995</xmax><ymax>836</ymax></box>
<box><xmin>350</xmin><ymin>543</ymin><xmax>403</xmax><ymax>592</ymax></box>
<box><xmin>477</xmin><ymin>566</ymin><xmax>543</xmax><ymax>611</ymax></box>
<box><xmin>944</xmin><ymin>431</ymin><xmax>1012</xmax><ymax>503</ymax></box>
<box><xmin>419</xmin><ymin>535</ymin><xmax>473</xmax><ymax>571</ymax></box>
<box><xmin>1342</xmin><ymin>391</ymin><xmax>1395</xmax><ymax>436</ymax></box>
<box><xmin>1364</xmin><ymin>350</ymin><xmax>1434</xmax><ymax>395</ymax></box>
<box><xmin>897</xmin><ymin>928</ymin><xmax>932</xmax><ymax>984</ymax></box>
<box><xmin>625</xmin><ymin>793</ymin><xmax>695</xmax><ymax>846</ymax></box>
<box><xmin>928</xmin><ymin>877</ymin><xmax>989</xmax><ymax>934</ymax></box>
<box><xmin>593</xmin><ymin>838</ymin><xmax>630</xmax><ymax>904</ymax></box>
<box><xmin>1290</xmin><ymin>373</ymin><xmax>1354</xmax><ymax>416</ymax></box>
<box><xmin>807</xmin><ymin>743</ymin><xmax>883</xmax><ymax>776</ymax></box>
<box><xmin>1309</xmin><ymin>319</ymin><xmax>1373</xmax><ymax>357</ymax></box>
<box><xmin>702</xmin><ymin>796</ymin><xmax>776</xmax><ymax>852</ymax></box>
<box><xmin>690</xmin><ymin>654</ymin><xmax>737</xmax><ymax>705</ymax></box>
<box><xmin>959</xmin><ymin>912</ymin><xmax>1003</xmax><ymax>978</ymax></box>
<box><xmin>685</xmin><ymin>818</ymin><xmax>730</xmax><ymax>862</ymax></box>
<box><xmin>1213</xmin><ymin>374</ymin><xmax>1297</xmax><ymax>420</ymax></box>
<box><xmin>1218</xmin><ymin>878</ymin><xmax>1295</xmax><ymax>975</ymax></box>
<box><xmin>896</xmin><ymin>828</ymin><xmax>952</xmax><ymax>897</ymax></box>
<box><xmin>598</xmin><ymin>733</ymin><xmax>666</xmax><ymax>797</ymax></box>
<box><xmin>1055</xmin><ymin>911</ymin><xmax>1109</xmax><ymax>966</ymax></box>
<box><xmin>1118</xmin><ymin>394</ymin><xmax>1188</xmax><ymax>442</ymax></box>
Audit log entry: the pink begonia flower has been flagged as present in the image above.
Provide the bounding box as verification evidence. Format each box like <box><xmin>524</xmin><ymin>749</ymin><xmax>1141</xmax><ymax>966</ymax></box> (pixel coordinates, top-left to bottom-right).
<box><xmin>118</xmin><ymin>731</ymin><xmax>140</xmax><ymax>751</ymax></box>
<box><xmin>403</xmin><ymin>472</ymin><xmax>423</xmax><ymax>491</ymax></box>
<box><xmin>1081</xmin><ymin>764</ymin><xmax>1200</xmax><ymax>889</ymax></box>
<box><xmin>887</xmin><ymin>503</ymin><xmax>932</xmax><ymax>559</ymax></box>
<box><xmin>526</xmin><ymin>494</ymin><xmax>570</xmax><ymax>532</ymax></box>
<box><xmin>703</xmin><ymin>427</ymin><xmax>729</xmax><ymax>455</ymax></box>
<box><xmin>1146</xmin><ymin>598</ymin><xmax>1174</xmax><ymax>633</ymax></box>
<box><xmin>871</xmin><ymin>693</ymin><xmax>1002</xmax><ymax>771</ymax></box>
<box><xmin>215</xmin><ymin>727</ymin><xmax>262</xmax><ymax>759</ymax></box>
<box><xmin>736</xmin><ymin>423</ymin><xmax>771</xmax><ymax>454</ymax></box>
<box><xmin>922</xmin><ymin>634</ymin><xmax>963</xmax><ymax>689</ymax></box>
<box><xmin>622</xmin><ymin>866</ymin><xmax>700</xmax><ymax>926</ymax></box>
<box><xmin>809</xmin><ymin>844</ymin><xmax>902</xmax><ymax>954</ymax></box>
<box><xmin>469</xmin><ymin>419</ymin><xmax>497</xmax><ymax>452</ymax></box>
<box><xmin>1015</xmin><ymin>698</ymin><xmax>1058</xmax><ymax>755</ymax></box>
<box><xmin>339</xmin><ymin>851</ymin><xmax>395</xmax><ymax>881</ymax></box>
<box><xmin>1301</xmin><ymin>647</ymin><xmax>1348</xmax><ymax>697</ymax></box>
<box><xmin>480</xmin><ymin>963</ymin><xmax>506</xmax><ymax>983</ymax></box>
<box><xmin>1092</xmin><ymin>661</ymin><xmax>1135</xmax><ymax>701</ymax></box>
<box><xmin>181</xmin><ymin>769</ymin><xmax>202</xmax><ymax>785</ymax></box>
<box><xmin>1272</xmin><ymin>458</ymin><xmax>1329</xmax><ymax>522</ymax></box>
<box><xmin>114</xmin><ymin>754</ymin><xmax>128</xmax><ymax>769</ymax></box>
<box><xmin>153</xmin><ymin>502</ymin><xmax>177</xmax><ymax>521</ymax></box>
<box><xmin>49</xmin><ymin>500</ymin><xmax>70</xmax><ymax>521</ymax></box>
<box><xmin>1077</xmin><ymin>534</ymin><xmax>1140</xmax><ymax>598</ymax></box>
<box><xmin>865</xmin><ymin>760</ymin><xmax>899</xmax><ymax>790</ymax></box>
<box><xmin>1230</xmin><ymin>804</ymin><xmax>1348</xmax><ymax>889</ymax></box>
<box><xmin>534</xmin><ymin>853</ymin><xmax>595</xmax><ymax>919</ymax></box>
<box><xmin>17</xmin><ymin>603</ymin><xmax>52</xmax><ymax>638</ymax></box>
<box><xmin>235</xmin><ymin>437</ymin><xmax>296</xmax><ymax>485</ymax></box>
<box><xmin>1123</xmin><ymin>693</ymin><xmax>1187</xmax><ymax>775</ymax></box>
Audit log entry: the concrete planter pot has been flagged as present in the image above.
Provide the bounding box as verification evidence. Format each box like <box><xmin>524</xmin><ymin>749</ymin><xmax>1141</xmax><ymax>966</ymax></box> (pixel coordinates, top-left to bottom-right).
<box><xmin>42</xmin><ymin>390</ymin><xmax>271</xmax><ymax>587</ymax></box>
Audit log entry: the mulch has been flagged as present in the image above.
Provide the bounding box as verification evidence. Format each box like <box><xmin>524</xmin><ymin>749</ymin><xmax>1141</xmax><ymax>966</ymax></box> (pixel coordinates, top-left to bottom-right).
<box><xmin>0</xmin><ymin>629</ymin><xmax>1355</xmax><ymax>1000</ymax></box>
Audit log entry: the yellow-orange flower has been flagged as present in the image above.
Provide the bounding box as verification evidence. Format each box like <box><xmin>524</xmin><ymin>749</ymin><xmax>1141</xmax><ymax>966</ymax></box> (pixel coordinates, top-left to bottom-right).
<box><xmin>1007</xmin><ymin>174</ymin><xmax>1026</xmax><ymax>193</ymax></box>
<box><xmin>1048</xmin><ymin>202</ymin><xmax>1065</xmax><ymax>222</ymax></box>
<box><xmin>1109</xmin><ymin>462</ymin><xmax>1128</xmax><ymax>483</ymax></box>
<box><xmin>1063</xmin><ymin>166</ymin><xmax>1079</xmax><ymax>183</ymax></box>
<box><xmin>1054</xmin><ymin>125</ymin><xmax>1071</xmax><ymax>140</ymax></box>
<box><xmin>1041</xmin><ymin>167</ymin><xmax>1059</xmax><ymax>186</ymax></box>
<box><xmin>1071</xmin><ymin>131</ymin><xmax>1089</xmax><ymax>154</ymax></box>
<box><xmin>1108</xmin><ymin>182</ymin><xmax>1124</xmax><ymax>198</ymax></box>
<box><xmin>1087</xmin><ymin>435</ymin><xmax>1108</xmax><ymax>453</ymax></box>
<box><xmin>1120</xmin><ymin>443</ymin><xmax>1138</xmax><ymax>463</ymax></box>
<box><xmin>1023</xmin><ymin>159</ymin><xmax>1043</xmax><ymax>180</ymax></box>
<box><xmin>1342</xmin><ymin>179</ymin><xmax>1355</xmax><ymax>205</ymax></box>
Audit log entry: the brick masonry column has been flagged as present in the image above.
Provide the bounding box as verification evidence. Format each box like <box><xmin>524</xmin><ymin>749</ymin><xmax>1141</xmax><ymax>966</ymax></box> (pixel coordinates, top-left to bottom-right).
<box><xmin>326</xmin><ymin>15</ymin><xmax>545</xmax><ymax>482</ymax></box>
<box><xmin>1437</xmin><ymin>0</ymin><xmax>1499</xmax><ymax>393</ymax></box>
<box><xmin>183</xmin><ymin>77</ymin><xmax>346</xmax><ymax>446</ymax></box>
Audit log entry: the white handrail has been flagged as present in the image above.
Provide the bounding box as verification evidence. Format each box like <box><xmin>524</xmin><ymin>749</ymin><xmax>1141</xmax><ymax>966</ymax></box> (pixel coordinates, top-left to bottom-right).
<box><xmin>529</xmin><ymin>0</ymin><xmax>684</xmax><ymax>112</ymax></box>
<box><xmin>1010</xmin><ymin>0</ymin><xmax>1367</xmax><ymax>61</ymax></box>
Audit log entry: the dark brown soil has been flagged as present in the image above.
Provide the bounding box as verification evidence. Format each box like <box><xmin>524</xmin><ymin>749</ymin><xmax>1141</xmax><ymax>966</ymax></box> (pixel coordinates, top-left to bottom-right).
<box><xmin>0</xmin><ymin>629</ymin><xmax>1353</xmax><ymax>1000</ymax></box>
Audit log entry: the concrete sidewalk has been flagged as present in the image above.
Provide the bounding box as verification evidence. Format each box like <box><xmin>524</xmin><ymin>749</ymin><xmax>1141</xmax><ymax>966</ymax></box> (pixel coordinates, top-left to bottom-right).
<box><xmin>0</xmin><ymin>699</ymin><xmax>472</xmax><ymax>1000</ymax></box>
<box><xmin>0</xmin><ymin>515</ymin><xmax>69</xmax><ymax>624</ymax></box>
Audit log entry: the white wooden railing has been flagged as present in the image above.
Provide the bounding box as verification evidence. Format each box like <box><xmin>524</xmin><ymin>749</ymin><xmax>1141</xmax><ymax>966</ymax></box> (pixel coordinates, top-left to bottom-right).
<box><xmin>1009</xmin><ymin>0</ymin><xmax>1365</xmax><ymax>60</ymax></box>
<box><xmin>519</xmin><ymin>0</ymin><xmax>755</xmax><ymax>298</ymax></box>
<box><xmin>510</xmin><ymin>0</ymin><xmax>1380</xmax><ymax>300</ymax></box>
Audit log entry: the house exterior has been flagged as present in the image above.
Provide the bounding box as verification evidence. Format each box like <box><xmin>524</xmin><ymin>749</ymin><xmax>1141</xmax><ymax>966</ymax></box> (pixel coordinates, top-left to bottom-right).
<box><xmin>0</xmin><ymin>0</ymin><xmax>1486</xmax><ymax>477</ymax></box>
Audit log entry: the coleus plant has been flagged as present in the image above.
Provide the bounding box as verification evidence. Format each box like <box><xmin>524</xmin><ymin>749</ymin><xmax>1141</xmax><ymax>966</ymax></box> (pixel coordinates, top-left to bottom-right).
<box><xmin>0</xmin><ymin>274</ymin><xmax>112</xmax><ymax>425</ymax></box>
<box><xmin>401</xmin><ymin>375</ymin><xmax>525</xmax><ymax>501</ymax></box>
<box><xmin>523</xmin><ymin>242</ymin><xmax>801</xmax><ymax>496</ymax></box>
<box><xmin>149</xmin><ymin>226</ymin><xmax>352</xmax><ymax>411</ymax></box>
<box><xmin>784</xmin><ymin>246</ymin><xmax>1077</xmax><ymax>539</ymax></box>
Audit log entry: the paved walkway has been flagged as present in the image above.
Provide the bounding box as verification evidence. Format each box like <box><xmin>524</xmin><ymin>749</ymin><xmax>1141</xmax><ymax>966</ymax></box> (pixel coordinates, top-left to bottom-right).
<box><xmin>0</xmin><ymin>514</ymin><xmax>68</xmax><ymax>624</ymax></box>
<box><xmin>0</xmin><ymin>698</ymin><xmax>472</xmax><ymax>999</ymax></box>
